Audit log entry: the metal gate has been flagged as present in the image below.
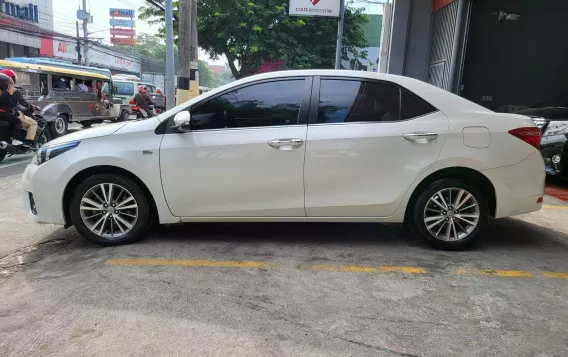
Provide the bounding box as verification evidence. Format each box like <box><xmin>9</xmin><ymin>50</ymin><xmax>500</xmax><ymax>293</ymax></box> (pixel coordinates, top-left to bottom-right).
<box><xmin>427</xmin><ymin>0</ymin><xmax>459</xmax><ymax>91</ymax></box>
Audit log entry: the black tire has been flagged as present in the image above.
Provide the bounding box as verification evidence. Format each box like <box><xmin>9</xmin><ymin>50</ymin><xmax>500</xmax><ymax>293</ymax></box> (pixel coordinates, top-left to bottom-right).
<box><xmin>49</xmin><ymin>114</ymin><xmax>68</xmax><ymax>138</ymax></box>
<box><xmin>81</xmin><ymin>121</ymin><xmax>93</xmax><ymax>128</ymax></box>
<box><xmin>409</xmin><ymin>178</ymin><xmax>488</xmax><ymax>250</ymax></box>
<box><xmin>0</xmin><ymin>150</ymin><xmax>5</xmax><ymax>164</ymax></box>
<box><xmin>69</xmin><ymin>174</ymin><xmax>151</xmax><ymax>246</ymax></box>
<box><xmin>118</xmin><ymin>110</ymin><xmax>130</xmax><ymax>122</ymax></box>
<box><xmin>35</xmin><ymin>127</ymin><xmax>52</xmax><ymax>148</ymax></box>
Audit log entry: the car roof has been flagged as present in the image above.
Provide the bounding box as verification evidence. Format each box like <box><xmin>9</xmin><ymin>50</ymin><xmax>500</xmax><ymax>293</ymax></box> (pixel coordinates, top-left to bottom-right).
<box><xmin>187</xmin><ymin>70</ymin><xmax>493</xmax><ymax>116</ymax></box>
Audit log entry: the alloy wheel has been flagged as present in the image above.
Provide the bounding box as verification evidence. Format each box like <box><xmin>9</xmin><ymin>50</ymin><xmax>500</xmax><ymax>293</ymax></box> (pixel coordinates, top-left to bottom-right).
<box><xmin>79</xmin><ymin>183</ymin><xmax>139</xmax><ymax>239</ymax></box>
<box><xmin>423</xmin><ymin>187</ymin><xmax>480</xmax><ymax>242</ymax></box>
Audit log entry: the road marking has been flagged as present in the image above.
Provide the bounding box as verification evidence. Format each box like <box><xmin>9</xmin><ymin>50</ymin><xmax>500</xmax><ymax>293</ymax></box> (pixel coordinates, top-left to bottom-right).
<box><xmin>308</xmin><ymin>264</ymin><xmax>378</xmax><ymax>273</ymax></box>
<box><xmin>542</xmin><ymin>204</ymin><xmax>568</xmax><ymax>210</ymax></box>
<box><xmin>380</xmin><ymin>266</ymin><xmax>427</xmax><ymax>274</ymax></box>
<box><xmin>458</xmin><ymin>269</ymin><xmax>533</xmax><ymax>277</ymax></box>
<box><xmin>105</xmin><ymin>258</ymin><xmax>272</xmax><ymax>269</ymax></box>
<box><xmin>542</xmin><ymin>272</ymin><xmax>568</xmax><ymax>279</ymax></box>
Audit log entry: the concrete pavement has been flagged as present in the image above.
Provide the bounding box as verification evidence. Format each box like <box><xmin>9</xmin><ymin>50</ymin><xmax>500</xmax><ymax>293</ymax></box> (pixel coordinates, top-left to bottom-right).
<box><xmin>1</xmin><ymin>199</ymin><xmax>568</xmax><ymax>356</ymax></box>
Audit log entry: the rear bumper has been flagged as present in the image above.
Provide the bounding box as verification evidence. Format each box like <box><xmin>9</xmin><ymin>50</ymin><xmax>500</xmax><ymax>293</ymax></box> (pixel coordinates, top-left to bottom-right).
<box><xmin>481</xmin><ymin>152</ymin><xmax>545</xmax><ymax>218</ymax></box>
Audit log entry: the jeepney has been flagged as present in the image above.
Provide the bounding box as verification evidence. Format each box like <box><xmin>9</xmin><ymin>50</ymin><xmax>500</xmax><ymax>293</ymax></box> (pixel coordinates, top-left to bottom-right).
<box><xmin>0</xmin><ymin>59</ymin><xmax>116</xmax><ymax>137</ymax></box>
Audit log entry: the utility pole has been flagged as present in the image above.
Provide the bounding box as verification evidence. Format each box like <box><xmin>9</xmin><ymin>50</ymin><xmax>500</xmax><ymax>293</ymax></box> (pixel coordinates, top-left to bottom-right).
<box><xmin>165</xmin><ymin>0</ymin><xmax>175</xmax><ymax>110</ymax></box>
<box><xmin>176</xmin><ymin>0</ymin><xmax>190</xmax><ymax>105</ymax></box>
<box><xmin>76</xmin><ymin>21</ymin><xmax>82</xmax><ymax>65</ymax></box>
<box><xmin>82</xmin><ymin>0</ymin><xmax>89</xmax><ymax>66</ymax></box>
<box><xmin>334</xmin><ymin>0</ymin><xmax>345</xmax><ymax>70</ymax></box>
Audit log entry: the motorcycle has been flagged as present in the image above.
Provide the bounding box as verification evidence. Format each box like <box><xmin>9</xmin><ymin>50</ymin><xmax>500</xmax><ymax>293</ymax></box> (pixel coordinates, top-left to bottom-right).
<box><xmin>0</xmin><ymin>106</ymin><xmax>52</xmax><ymax>164</ymax></box>
<box><xmin>131</xmin><ymin>104</ymin><xmax>155</xmax><ymax>119</ymax></box>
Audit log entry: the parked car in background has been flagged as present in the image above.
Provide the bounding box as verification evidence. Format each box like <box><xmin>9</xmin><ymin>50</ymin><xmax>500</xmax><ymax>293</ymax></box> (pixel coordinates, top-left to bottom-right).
<box><xmin>22</xmin><ymin>70</ymin><xmax>544</xmax><ymax>250</ymax></box>
<box><xmin>517</xmin><ymin>107</ymin><xmax>568</xmax><ymax>180</ymax></box>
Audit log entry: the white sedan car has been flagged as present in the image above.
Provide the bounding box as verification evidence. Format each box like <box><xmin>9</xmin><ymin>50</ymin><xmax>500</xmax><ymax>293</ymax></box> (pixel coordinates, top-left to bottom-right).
<box><xmin>22</xmin><ymin>70</ymin><xmax>545</xmax><ymax>249</ymax></box>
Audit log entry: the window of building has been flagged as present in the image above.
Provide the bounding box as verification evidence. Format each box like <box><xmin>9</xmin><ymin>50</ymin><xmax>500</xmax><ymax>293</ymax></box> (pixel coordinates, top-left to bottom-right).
<box><xmin>189</xmin><ymin>79</ymin><xmax>305</xmax><ymax>130</ymax></box>
<box><xmin>318</xmin><ymin>79</ymin><xmax>401</xmax><ymax>124</ymax></box>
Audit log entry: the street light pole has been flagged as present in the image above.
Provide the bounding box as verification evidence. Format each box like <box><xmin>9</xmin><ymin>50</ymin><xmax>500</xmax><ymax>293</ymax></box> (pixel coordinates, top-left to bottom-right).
<box><xmin>82</xmin><ymin>0</ymin><xmax>89</xmax><ymax>66</ymax></box>
<box><xmin>165</xmin><ymin>0</ymin><xmax>176</xmax><ymax>110</ymax></box>
<box><xmin>334</xmin><ymin>0</ymin><xmax>345</xmax><ymax>70</ymax></box>
<box><xmin>176</xmin><ymin>0</ymin><xmax>190</xmax><ymax>105</ymax></box>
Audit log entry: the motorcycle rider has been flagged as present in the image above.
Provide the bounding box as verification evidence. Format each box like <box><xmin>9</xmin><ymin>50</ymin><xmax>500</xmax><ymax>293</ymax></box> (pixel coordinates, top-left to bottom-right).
<box><xmin>0</xmin><ymin>73</ymin><xmax>25</xmax><ymax>147</ymax></box>
<box><xmin>134</xmin><ymin>85</ymin><xmax>154</xmax><ymax>117</ymax></box>
<box><xmin>0</xmin><ymin>69</ymin><xmax>38</xmax><ymax>145</ymax></box>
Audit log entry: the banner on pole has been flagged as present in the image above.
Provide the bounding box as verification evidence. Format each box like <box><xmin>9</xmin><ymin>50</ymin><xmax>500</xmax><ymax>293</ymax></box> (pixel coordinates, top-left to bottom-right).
<box><xmin>289</xmin><ymin>0</ymin><xmax>340</xmax><ymax>17</ymax></box>
<box><xmin>110</xmin><ymin>28</ymin><xmax>136</xmax><ymax>36</ymax></box>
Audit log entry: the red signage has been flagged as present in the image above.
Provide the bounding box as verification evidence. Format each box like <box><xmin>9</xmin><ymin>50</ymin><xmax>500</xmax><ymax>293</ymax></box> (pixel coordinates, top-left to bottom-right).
<box><xmin>110</xmin><ymin>28</ymin><xmax>135</xmax><ymax>36</ymax></box>
<box><xmin>110</xmin><ymin>37</ymin><xmax>136</xmax><ymax>45</ymax></box>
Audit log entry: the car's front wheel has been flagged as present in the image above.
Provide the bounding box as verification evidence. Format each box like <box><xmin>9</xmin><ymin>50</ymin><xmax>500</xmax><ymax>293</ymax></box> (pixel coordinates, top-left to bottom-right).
<box><xmin>410</xmin><ymin>179</ymin><xmax>488</xmax><ymax>250</ymax></box>
<box><xmin>70</xmin><ymin>174</ymin><xmax>151</xmax><ymax>246</ymax></box>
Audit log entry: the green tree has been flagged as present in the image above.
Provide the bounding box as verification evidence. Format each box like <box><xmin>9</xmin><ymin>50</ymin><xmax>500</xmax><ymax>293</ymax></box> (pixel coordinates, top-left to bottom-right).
<box><xmin>198</xmin><ymin>60</ymin><xmax>216</xmax><ymax>87</ymax></box>
<box><xmin>139</xmin><ymin>0</ymin><xmax>369</xmax><ymax>79</ymax></box>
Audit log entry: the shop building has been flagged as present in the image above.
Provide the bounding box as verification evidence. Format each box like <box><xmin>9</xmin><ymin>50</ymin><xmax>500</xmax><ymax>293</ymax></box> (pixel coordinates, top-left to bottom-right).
<box><xmin>384</xmin><ymin>0</ymin><xmax>567</xmax><ymax>111</ymax></box>
<box><xmin>0</xmin><ymin>0</ymin><xmax>53</xmax><ymax>58</ymax></box>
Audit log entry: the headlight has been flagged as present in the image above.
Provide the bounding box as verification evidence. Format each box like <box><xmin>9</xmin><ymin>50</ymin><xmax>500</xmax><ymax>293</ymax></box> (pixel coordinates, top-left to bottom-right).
<box><xmin>32</xmin><ymin>141</ymin><xmax>80</xmax><ymax>165</ymax></box>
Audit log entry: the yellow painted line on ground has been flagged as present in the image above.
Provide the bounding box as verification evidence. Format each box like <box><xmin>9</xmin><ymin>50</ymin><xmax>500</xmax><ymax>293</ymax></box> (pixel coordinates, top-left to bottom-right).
<box><xmin>308</xmin><ymin>264</ymin><xmax>378</xmax><ymax>273</ymax></box>
<box><xmin>542</xmin><ymin>272</ymin><xmax>568</xmax><ymax>279</ymax></box>
<box><xmin>542</xmin><ymin>204</ymin><xmax>568</xmax><ymax>210</ymax></box>
<box><xmin>380</xmin><ymin>266</ymin><xmax>428</xmax><ymax>274</ymax></box>
<box><xmin>458</xmin><ymin>269</ymin><xmax>533</xmax><ymax>277</ymax></box>
<box><xmin>105</xmin><ymin>258</ymin><xmax>272</xmax><ymax>269</ymax></box>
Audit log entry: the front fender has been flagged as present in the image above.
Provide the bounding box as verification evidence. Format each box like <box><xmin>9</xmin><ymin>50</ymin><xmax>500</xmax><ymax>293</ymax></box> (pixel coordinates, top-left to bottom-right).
<box><xmin>41</xmin><ymin>103</ymin><xmax>72</xmax><ymax>122</ymax></box>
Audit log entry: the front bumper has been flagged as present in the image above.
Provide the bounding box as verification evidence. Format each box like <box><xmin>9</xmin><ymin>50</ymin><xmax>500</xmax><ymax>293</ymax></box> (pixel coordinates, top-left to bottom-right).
<box><xmin>21</xmin><ymin>154</ymin><xmax>71</xmax><ymax>225</ymax></box>
<box><xmin>481</xmin><ymin>152</ymin><xmax>545</xmax><ymax>218</ymax></box>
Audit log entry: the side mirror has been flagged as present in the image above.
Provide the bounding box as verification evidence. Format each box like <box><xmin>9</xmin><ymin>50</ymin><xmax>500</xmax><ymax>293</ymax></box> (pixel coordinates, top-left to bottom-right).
<box><xmin>113</xmin><ymin>86</ymin><xmax>118</xmax><ymax>94</ymax></box>
<box><xmin>173</xmin><ymin>111</ymin><xmax>191</xmax><ymax>132</ymax></box>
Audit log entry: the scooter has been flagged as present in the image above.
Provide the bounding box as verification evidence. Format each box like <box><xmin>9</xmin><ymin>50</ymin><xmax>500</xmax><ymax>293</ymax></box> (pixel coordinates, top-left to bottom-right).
<box><xmin>0</xmin><ymin>107</ymin><xmax>52</xmax><ymax>164</ymax></box>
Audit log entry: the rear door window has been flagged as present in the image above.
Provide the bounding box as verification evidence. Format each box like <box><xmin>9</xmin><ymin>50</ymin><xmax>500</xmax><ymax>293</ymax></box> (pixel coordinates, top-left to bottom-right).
<box><xmin>114</xmin><ymin>82</ymin><xmax>134</xmax><ymax>96</ymax></box>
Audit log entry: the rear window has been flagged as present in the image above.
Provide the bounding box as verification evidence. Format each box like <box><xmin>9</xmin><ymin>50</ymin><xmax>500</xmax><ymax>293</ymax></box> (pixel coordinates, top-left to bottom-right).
<box><xmin>114</xmin><ymin>82</ymin><xmax>134</xmax><ymax>96</ymax></box>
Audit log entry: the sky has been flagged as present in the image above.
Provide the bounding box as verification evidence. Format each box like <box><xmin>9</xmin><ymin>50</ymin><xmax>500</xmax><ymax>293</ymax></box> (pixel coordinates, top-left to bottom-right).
<box><xmin>51</xmin><ymin>0</ymin><xmax>383</xmax><ymax>67</ymax></box>
<box><xmin>51</xmin><ymin>0</ymin><xmax>224</xmax><ymax>64</ymax></box>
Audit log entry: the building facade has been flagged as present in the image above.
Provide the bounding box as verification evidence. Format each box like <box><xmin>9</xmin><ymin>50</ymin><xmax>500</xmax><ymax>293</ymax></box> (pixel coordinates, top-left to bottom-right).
<box><xmin>0</xmin><ymin>0</ymin><xmax>53</xmax><ymax>58</ymax></box>
<box><xmin>384</xmin><ymin>0</ymin><xmax>568</xmax><ymax>111</ymax></box>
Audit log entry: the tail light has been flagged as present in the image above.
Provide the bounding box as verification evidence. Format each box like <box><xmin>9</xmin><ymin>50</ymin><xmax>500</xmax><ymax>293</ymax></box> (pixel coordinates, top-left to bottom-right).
<box><xmin>508</xmin><ymin>127</ymin><xmax>541</xmax><ymax>149</ymax></box>
<box><xmin>129</xmin><ymin>98</ymin><xmax>136</xmax><ymax>105</ymax></box>
<box><xmin>131</xmin><ymin>106</ymin><xmax>139</xmax><ymax>111</ymax></box>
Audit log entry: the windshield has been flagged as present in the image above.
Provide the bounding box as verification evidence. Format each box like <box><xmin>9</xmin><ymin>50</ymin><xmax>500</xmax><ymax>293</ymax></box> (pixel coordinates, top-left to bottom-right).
<box><xmin>114</xmin><ymin>81</ymin><xmax>135</xmax><ymax>96</ymax></box>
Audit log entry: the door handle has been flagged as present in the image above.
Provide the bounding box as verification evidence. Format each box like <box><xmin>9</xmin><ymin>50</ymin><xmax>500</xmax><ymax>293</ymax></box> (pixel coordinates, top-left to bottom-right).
<box><xmin>268</xmin><ymin>139</ymin><xmax>304</xmax><ymax>150</ymax></box>
<box><xmin>403</xmin><ymin>132</ymin><xmax>438</xmax><ymax>143</ymax></box>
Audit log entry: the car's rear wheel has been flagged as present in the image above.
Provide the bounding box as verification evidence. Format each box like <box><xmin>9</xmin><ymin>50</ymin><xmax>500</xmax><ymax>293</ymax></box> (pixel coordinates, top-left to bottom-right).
<box><xmin>70</xmin><ymin>174</ymin><xmax>151</xmax><ymax>246</ymax></box>
<box><xmin>410</xmin><ymin>178</ymin><xmax>488</xmax><ymax>250</ymax></box>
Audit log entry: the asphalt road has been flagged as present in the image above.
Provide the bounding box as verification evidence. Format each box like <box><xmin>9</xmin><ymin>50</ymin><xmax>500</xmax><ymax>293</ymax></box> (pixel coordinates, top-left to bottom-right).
<box><xmin>2</xmin><ymin>204</ymin><xmax>568</xmax><ymax>357</ymax></box>
<box><xmin>0</xmin><ymin>123</ymin><xmax>87</xmax><ymax>179</ymax></box>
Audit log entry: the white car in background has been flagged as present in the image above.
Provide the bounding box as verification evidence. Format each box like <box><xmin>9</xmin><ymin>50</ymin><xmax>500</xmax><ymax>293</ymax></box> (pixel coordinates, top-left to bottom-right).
<box><xmin>22</xmin><ymin>70</ymin><xmax>545</xmax><ymax>250</ymax></box>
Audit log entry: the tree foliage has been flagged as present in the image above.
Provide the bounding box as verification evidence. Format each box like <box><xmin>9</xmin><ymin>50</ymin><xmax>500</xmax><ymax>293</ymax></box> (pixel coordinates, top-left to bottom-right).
<box><xmin>139</xmin><ymin>0</ymin><xmax>369</xmax><ymax>79</ymax></box>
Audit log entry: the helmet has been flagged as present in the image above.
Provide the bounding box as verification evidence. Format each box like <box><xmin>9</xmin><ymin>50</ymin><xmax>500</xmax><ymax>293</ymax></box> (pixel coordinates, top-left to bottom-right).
<box><xmin>0</xmin><ymin>73</ymin><xmax>14</xmax><ymax>90</ymax></box>
<box><xmin>0</xmin><ymin>69</ymin><xmax>17</xmax><ymax>84</ymax></box>
<box><xmin>137</xmin><ymin>85</ymin><xmax>147</xmax><ymax>93</ymax></box>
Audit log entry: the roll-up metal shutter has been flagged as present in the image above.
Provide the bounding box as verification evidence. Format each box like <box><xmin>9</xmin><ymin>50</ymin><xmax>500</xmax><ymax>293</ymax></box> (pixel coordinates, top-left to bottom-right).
<box><xmin>427</xmin><ymin>0</ymin><xmax>459</xmax><ymax>90</ymax></box>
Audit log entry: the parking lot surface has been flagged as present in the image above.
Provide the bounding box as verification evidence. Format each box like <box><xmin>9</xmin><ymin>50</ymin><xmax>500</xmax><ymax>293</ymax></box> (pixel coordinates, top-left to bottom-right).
<box><xmin>2</xmin><ymin>202</ymin><xmax>568</xmax><ymax>357</ymax></box>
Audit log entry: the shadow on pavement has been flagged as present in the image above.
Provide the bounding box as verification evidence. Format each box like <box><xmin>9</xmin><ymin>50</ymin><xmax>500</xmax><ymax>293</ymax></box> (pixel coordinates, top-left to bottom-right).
<box><xmin>128</xmin><ymin>217</ymin><xmax>568</xmax><ymax>253</ymax></box>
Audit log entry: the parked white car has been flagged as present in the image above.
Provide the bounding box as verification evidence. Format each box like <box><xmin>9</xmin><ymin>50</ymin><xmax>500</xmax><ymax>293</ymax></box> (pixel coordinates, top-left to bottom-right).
<box><xmin>22</xmin><ymin>70</ymin><xmax>545</xmax><ymax>249</ymax></box>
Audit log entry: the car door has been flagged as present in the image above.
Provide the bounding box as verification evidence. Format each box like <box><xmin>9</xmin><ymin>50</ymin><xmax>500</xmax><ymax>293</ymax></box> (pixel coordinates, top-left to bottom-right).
<box><xmin>304</xmin><ymin>76</ymin><xmax>449</xmax><ymax>217</ymax></box>
<box><xmin>160</xmin><ymin>77</ymin><xmax>312</xmax><ymax>217</ymax></box>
